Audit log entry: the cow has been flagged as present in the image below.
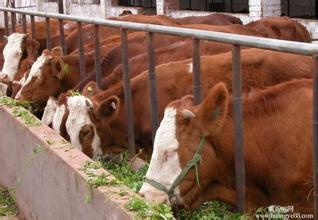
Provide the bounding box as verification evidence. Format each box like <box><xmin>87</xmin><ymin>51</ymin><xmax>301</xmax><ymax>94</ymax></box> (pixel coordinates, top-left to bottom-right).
<box><xmin>15</xmin><ymin>47</ymin><xmax>96</xmax><ymax>104</ymax></box>
<box><xmin>0</xmin><ymin>33</ymin><xmax>40</xmax><ymax>96</ymax></box>
<box><xmin>0</xmin><ymin>33</ymin><xmax>39</xmax><ymax>82</ymax></box>
<box><xmin>139</xmin><ymin>79</ymin><xmax>313</xmax><ymax>215</ymax></box>
<box><xmin>65</xmin><ymin>48</ymin><xmax>313</xmax><ymax>159</ymax></box>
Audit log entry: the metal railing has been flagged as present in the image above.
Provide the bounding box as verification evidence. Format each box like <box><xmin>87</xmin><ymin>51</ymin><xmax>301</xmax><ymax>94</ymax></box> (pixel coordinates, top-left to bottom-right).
<box><xmin>1</xmin><ymin>6</ymin><xmax>318</xmax><ymax>217</ymax></box>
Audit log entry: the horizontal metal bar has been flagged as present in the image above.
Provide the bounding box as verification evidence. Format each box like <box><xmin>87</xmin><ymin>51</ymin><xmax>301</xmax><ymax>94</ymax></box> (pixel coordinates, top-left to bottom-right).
<box><xmin>1</xmin><ymin>7</ymin><xmax>318</xmax><ymax>55</ymax></box>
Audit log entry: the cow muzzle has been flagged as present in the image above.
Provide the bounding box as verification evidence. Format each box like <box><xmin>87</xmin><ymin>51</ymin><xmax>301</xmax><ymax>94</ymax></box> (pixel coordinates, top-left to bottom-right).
<box><xmin>139</xmin><ymin>184</ymin><xmax>170</xmax><ymax>205</ymax></box>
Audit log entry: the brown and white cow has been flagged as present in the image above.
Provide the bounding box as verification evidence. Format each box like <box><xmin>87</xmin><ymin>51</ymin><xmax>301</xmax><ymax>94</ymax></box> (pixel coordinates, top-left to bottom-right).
<box><xmin>15</xmin><ymin>47</ymin><xmax>96</xmax><ymax>104</ymax></box>
<box><xmin>65</xmin><ymin>48</ymin><xmax>313</xmax><ymax>159</ymax></box>
<box><xmin>139</xmin><ymin>79</ymin><xmax>313</xmax><ymax>214</ymax></box>
<box><xmin>0</xmin><ymin>33</ymin><xmax>37</xmax><ymax>81</ymax></box>
<box><xmin>0</xmin><ymin>33</ymin><xmax>40</xmax><ymax>95</ymax></box>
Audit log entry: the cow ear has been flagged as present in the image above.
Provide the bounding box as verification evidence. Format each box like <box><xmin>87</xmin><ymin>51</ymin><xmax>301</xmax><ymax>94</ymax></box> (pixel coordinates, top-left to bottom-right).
<box><xmin>26</xmin><ymin>38</ymin><xmax>40</xmax><ymax>57</ymax></box>
<box><xmin>96</xmin><ymin>96</ymin><xmax>120</xmax><ymax>121</ymax></box>
<box><xmin>195</xmin><ymin>82</ymin><xmax>228</xmax><ymax>135</ymax></box>
<box><xmin>82</xmin><ymin>81</ymin><xmax>100</xmax><ymax>98</ymax></box>
<box><xmin>50</xmin><ymin>59</ymin><xmax>64</xmax><ymax>80</ymax></box>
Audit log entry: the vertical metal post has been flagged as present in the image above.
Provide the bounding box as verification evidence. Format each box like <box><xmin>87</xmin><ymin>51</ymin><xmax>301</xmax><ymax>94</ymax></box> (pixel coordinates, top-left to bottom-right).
<box><xmin>30</xmin><ymin>15</ymin><xmax>36</xmax><ymax>39</ymax></box>
<box><xmin>121</xmin><ymin>28</ymin><xmax>136</xmax><ymax>159</ymax></box>
<box><xmin>287</xmin><ymin>0</ymin><xmax>290</xmax><ymax>16</ymax></box>
<box><xmin>232</xmin><ymin>45</ymin><xmax>246</xmax><ymax>213</ymax></box>
<box><xmin>22</xmin><ymin>14</ymin><xmax>27</xmax><ymax>34</ymax></box>
<box><xmin>4</xmin><ymin>11</ymin><xmax>9</xmax><ymax>36</ymax></box>
<box><xmin>94</xmin><ymin>24</ymin><xmax>102</xmax><ymax>88</ymax></box>
<box><xmin>45</xmin><ymin>17</ymin><xmax>52</xmax><ymax>50</ymax></box>
<box><xmin>58</xmin><ymin>0</ymin><xmax>64</xmax><ymax>14</ymax></box>
<box><xmin>11</xmin><ymin>12</ymin><xmax>16</xmax><ymax>33</ymax></box>
<box><xmin>77</xmin><ymin>22</ymin><xmax>86</xmax><ymax>79</ymax></box>
<box><xmin>192</xmin><ymin>38</ymin><xmax>202</xmax><ymax>105</ymax></box>
<box><xmin>58</xmin><ymin>19</ymin><xmax>66</xmax><ymax>54</ymax></box>
<box><xmin>312</xmin><ymin>54</ymin><xmax>318</xmax><ymax>219</ymax></box>
<box><xmin>147</xmin><ymin>32</ymin><xmax>159</xmax><ymax>143</ymax></box>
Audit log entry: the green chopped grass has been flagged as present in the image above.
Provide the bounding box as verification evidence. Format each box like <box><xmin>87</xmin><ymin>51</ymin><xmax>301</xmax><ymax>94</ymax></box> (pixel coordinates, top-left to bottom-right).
<box><xmin>0</xmin><ymin>96</ymin><xmax>32</xmax><ymax>108</ymax></box>
<box><xmin>80</xmin><ymin>161</ymin><xmax>120</xmax><ymax>188</ymax></box>
<box><xmin>0</xmin><ymin>97</ymin><xmax>42</xmax><ymax>126</ymax></box>
<box><xmin>0</xmin><ymin>187</ymin><xmax>18</xmax><ymax>217</ymax></box>
<box><xmin>100</xmin><ymin>153</ymin><xmax>148</xmax><ymax>193</ymax></box>
<box><xmin>12</xmin><ymin>106</ymin><xmax>41</xmax><ymax>127</ymax></box>
<box><xmin>125</xmin><ymin>196</ymin><xmax>174</xmax><ymax>219</ymax></box>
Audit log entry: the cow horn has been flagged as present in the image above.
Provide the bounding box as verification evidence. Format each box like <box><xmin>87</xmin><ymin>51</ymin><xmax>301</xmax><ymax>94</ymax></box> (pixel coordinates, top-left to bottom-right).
<box><xmin>182</xmin><ymin>109</ymin><xmax>195</xmax><ymax>119</ymax></box>
<box><xmin>3</xmin><ymin>35</ymin><xmax>8</xmax><ymax>39</ymax></box>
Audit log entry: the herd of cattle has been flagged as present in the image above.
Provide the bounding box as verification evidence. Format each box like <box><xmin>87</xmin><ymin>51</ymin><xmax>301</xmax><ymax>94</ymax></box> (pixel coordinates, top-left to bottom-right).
<box><xmin>0</xmin><ymin>12</ymin><xmax>315</xmax><ymax>214</ymax></box>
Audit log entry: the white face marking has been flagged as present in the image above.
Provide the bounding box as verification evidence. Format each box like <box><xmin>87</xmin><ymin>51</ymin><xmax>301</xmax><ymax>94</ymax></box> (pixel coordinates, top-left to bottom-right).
<box><xmin>52</xmin><ymin>103</ymin><xmax>66</xmax><ymax>133</ymax></box>
<box><xmin>139</xmin><ymin>107</ymin><xmax>183</xmax><ymax>204</ymax></box>
<box><xmin>41</xmin><ymin>97</ymin><xmax>58</xmax><ymax>126</ymax></box>
<box><xmin>65</xmin><ymin>96</ymin><xmax>102</xmax><ymax>159</ymax></box>
<box><xmin>188</xmin><ymin>62</ymin><xmax>193</xmax><ymax>74</ymax></box>
<box><xmin>15</xmin><ymin>53</ymin><xmax>48</xmax><ymax>99</ymax></box>
<box><xmin>1</xmin><ymin>33</ymin><xmax>26</xmax><ymax>81</ymax></box>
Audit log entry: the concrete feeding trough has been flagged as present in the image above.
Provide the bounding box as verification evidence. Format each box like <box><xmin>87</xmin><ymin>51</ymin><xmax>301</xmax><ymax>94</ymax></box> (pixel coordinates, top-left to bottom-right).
<box><xmin>0</xmin><ymin>104</ymin><xmax>141</xmax><ymax>219</ymax></box>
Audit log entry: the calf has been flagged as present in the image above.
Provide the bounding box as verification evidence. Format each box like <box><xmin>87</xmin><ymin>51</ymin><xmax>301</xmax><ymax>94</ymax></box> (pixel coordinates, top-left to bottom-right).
<box><xmin>139</xmin><ymin>79</ymin><xmax>313</xmax><ymax>214</ymax></box>
<box><xmin>66</xmin><ymin>48</ymin><xmax>313</xmax><ymax>159</ymax></box>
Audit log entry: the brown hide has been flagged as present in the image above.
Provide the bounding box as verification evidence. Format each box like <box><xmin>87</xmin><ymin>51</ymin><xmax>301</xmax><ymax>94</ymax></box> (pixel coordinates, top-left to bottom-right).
<box><xmin>102</xmin><ymin>18</ymin><xmax>310</xmax><ymax>89</ymax></box>
<box><xmin>174</xmin><ymin>13</ymin><xmax>243</xmax><ymax>25</ymax></box>
<box><xmin>246</xmin><ymin>16</ymin><xmax>310</xmax><ymax>42</ymax></box>
<box><xmin>89</xmin><ymin>48</ymin><xmax>313</xmax><ymax>158</ymax></box>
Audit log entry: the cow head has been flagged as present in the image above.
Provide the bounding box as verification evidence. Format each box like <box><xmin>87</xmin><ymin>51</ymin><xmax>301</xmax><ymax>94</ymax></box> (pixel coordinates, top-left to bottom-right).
<box><xmin>15</xmin><ymin>47</ymin><xmax>66</xmax><ymax>103</ymax></box>
<box><xmin>1</xmin><ymin>33</ymin><xmax>39</xmax><ymax>82</ymax></box>
<box><xmin>139</xmin><ymin>83</ymin><xmax>229</xmax><ymax>209</ymax></box>
<box><xmin>65</xmin><ymin>95</ymin><xmax>103</xmax><ymax>159</ymax></box>
<box><xmin>65</xmin><ymin>92</ymin><xmax>127</xmax><ymax>159</ymax></box>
